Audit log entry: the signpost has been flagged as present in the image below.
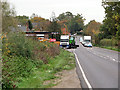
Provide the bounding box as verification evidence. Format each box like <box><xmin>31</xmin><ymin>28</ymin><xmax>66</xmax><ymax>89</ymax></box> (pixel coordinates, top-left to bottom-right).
<box><xmin>49</xmin><ymin>38</ymin><xmax>56</xmax><ymax>42</ymax></box>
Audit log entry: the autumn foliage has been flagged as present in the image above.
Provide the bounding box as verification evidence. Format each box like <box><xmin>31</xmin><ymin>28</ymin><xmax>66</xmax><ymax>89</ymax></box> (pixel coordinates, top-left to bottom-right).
<box><xmin>84</xmin><ymin>20</ymin><xmax>101</xmax><ymax>44</ymax></box>
<box><xmin>30</xmin><ymin>17</ymin><xmax>50</xmax><ymax>31</ymax></box>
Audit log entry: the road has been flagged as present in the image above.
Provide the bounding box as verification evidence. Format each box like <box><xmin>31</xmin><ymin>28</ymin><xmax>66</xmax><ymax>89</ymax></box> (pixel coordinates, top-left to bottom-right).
<box><xmin>74</xmin><ymin>36</ymin><xmax>119</xmax><ymax>88</ymax></box>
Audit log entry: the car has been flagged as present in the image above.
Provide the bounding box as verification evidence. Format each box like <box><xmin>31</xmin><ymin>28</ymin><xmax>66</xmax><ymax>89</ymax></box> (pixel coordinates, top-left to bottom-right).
<box><xmin>84</xmin><ymin>42</ymin><xmax>92</xmax><ymax>47</ymax></box>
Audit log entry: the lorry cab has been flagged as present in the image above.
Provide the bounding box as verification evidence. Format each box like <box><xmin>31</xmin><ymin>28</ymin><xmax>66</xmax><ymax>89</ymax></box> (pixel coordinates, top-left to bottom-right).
<box><xmin>60</xmin><ymin>35</ymin><xmax>69</xmax><ymax>48</ymax></box>
<box><xmin>69</xmin><ymin>36</ymin><xmax>75</xmax><ymax>48</ymax></box>
<box><xmin>83</xmin><ymin>36</ymin><xmax>92</xmax><ymax>47</ymax></box>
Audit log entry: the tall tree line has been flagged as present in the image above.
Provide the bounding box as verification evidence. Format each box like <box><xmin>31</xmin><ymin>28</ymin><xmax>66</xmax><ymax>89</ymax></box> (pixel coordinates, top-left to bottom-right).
<box><xmin>57</xmin><ymin>11</ymin><xmax>85</xmax><ymax>34</ymax></box>
<box><xmin>100</xmin><ymin>1</ymin><xmax>120</xmax><ymax>39</ymax></box>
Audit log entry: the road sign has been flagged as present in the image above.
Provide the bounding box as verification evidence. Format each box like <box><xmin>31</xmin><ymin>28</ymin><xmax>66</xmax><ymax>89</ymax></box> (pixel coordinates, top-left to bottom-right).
<box><xmin>50</xmin><ymin>38</ymin><xmax>56</xmax><ymax>42</ymax></box>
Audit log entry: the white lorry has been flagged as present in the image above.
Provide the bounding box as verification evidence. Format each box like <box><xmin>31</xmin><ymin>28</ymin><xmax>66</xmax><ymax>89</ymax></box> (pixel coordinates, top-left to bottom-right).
<box><xmin>83</xmin><ymin>36</ymin><xmax>92</xmax><ymax>47</ymax></box>
<box><xmin>60</xmin><ymin>35</ymin><xmax>70</xmax><ymax>48</ymax></box>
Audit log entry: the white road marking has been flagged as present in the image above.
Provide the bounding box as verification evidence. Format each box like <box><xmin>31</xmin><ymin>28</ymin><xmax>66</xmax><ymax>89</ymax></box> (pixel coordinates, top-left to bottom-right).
<box><xmin>74</xmin><ymin>52</ymin><xmax>93</xmax><ymax>90</ymax></box>
<box><xmin>113</xmin><ymin>59</ymin><xmax>116</xmax><ymax>61</ymax></box>
<box><xmin>86</xmin><ymin>48</ymin><xmax>119</xmax><ymax>63</ymax></box>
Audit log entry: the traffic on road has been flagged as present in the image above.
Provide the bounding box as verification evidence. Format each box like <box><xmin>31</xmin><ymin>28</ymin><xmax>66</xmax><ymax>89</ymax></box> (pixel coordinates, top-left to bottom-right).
<box><xmin>73</xmin><ymin>36</ymin><xmax>118</xmax><ymax>88</ymax></box>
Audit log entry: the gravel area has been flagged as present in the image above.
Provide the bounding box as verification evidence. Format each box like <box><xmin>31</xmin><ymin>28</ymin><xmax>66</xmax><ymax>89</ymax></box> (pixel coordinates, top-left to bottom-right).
<box><xmin>52</xmin><ymin>68</ymin><xmax>81</xmax><ymax>88</ymax></box>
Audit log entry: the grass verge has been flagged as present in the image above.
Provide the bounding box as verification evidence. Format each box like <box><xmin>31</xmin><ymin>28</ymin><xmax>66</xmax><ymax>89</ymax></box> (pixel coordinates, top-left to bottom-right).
<box><xmin>94</xmin><ymin>45</ymin><xmax>119</xmax><ymax>52</ymax></box>
<box><xmin>100</xmin><ymin>46</ymin><xmax>120</xmax><ymax>52</ymax></box>
<box><xmin>17</xmin><ymin>49</ymin><xmax>75</xmax><ymax>88</ymax></box>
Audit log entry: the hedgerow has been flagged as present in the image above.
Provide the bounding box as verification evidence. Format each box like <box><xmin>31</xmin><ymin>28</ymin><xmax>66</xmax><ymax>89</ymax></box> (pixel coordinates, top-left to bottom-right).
<box><xmin>2</xmin><ymin>32</ymin><xmax>60</xmax><ymax>88</ymax></box>
<box><xmin>100</xmin><ymin>38</ymin><xmax>118</xmax><ymax>46</ymax></box>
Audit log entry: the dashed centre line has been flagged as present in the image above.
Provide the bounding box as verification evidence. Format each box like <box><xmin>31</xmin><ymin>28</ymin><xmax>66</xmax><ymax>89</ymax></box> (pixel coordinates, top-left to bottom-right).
<box><xmin>86</xmin><ymin>48</ymin><xmax>118</xmax><ymax>63</ymax></box>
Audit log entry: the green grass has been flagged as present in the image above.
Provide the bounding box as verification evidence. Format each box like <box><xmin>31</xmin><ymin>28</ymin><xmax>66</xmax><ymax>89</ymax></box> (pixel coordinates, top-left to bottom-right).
<box><xmin>17</xmin><ymin>49</ymin><xmax>75</xmax><ymax>88</ymax></box>
<box><xmin>93</xmin><ymin>44</ymin><xmax>120</xmax><ymax>52</ymax></box>
<box><xmin>100</xmin><ymin>46</ymin><xmax>120</xmax><ymax>52</ymax></box>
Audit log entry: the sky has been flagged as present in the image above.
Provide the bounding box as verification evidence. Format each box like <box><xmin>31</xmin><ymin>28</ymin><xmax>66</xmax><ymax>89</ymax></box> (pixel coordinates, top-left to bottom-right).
<box><xmin>9</xmin><ymin>0</ymin><xmax>105</xmax><ymax>25</ymax></box>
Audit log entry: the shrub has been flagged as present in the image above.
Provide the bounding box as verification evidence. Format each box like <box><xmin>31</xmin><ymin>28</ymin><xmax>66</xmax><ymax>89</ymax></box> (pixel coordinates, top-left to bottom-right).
<box><xmin>100</xmin><ymin>38</ymin><xmax>118</xmax><ymax>46</ymax></box>
<box><xmin>2</xmin><ymin>32</ymin><xmax>60</xmax><ymax>88</ymax></box>
<box><xmin>2</xmin><ymin>32</ymin><xmax>60</xmax><ymax>62</ymax></box>
<box><xmin>2</xmin><ymin>32</ymin><xmax>34</xmax><ymax>58</ymax></box>
<box><xmin>2</xmin><ymin>56</ymin><xmax>36</xmax><ymax>88</ymax></box>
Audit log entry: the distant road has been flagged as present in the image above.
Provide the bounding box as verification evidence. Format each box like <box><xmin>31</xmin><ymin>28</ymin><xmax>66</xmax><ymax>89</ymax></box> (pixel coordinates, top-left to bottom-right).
<box><xmin>74</xmin><ymin>36</ymin><xmax>118</xmax><ymax>88</ymax></box>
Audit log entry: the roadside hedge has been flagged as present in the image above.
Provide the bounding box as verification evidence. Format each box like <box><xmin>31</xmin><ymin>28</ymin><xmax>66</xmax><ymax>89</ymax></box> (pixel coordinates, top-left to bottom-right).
<box><xmin>100</xmin><ymin>38</ymin><xmax>118</xmax><ymax>46</ymax></box>
<box><xmin>2</xmin><ymin>32</ymin><xmax>60</xmax><ymax>88</ymax></box>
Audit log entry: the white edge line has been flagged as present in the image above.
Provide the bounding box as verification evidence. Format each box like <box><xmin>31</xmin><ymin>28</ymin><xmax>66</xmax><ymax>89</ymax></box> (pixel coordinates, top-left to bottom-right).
<box><xmin>74</xmin><ymin>52</ymin><xmax>93</xmax><ymax>89</ymax></box>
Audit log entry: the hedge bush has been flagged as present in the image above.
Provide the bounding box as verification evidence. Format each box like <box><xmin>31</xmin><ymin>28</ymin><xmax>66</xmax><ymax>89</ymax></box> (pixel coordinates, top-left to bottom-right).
<box><xmin>100</xmin><ymin>38</ymin><xmax>118</xmax><ymax>46</ymax></box>
<box><xmin>2</xmin><ymin>32</ymin><xmax>60</xmax><ymax>88</ymax></box>
<box><xmin>2</xmin><ymin>56</ymin><xmax>36</xmax><ymax>88</ymax></box>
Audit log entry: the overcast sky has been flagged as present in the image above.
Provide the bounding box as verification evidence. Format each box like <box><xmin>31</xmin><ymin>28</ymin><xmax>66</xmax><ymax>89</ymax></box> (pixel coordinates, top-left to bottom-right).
<box><xmin>9</xmin><ymin>0</ymin><xmax>105</xmax><ymax>24</ymax></box>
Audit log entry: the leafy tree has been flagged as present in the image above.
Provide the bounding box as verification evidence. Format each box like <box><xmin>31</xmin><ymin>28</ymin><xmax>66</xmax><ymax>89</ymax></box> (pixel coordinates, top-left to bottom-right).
<box><xmin>84</xmin><ymin>20</ymin><xmax>101</xmax><ymax>44</ymax></box>
<box><xmin>30</xmin><ymin>13</ymin><xmax>38</xmax><ymax>19</ymax></box>
<box><xmin>116</xmin><ymin>25</ymin><xmax>120</xmax><ymax>40</ymax></box>
<box><xmin>57</xmin><ymin>12</ymin><xmax>85</xmax><ymax>34</ymax></box>
<box><xmin>16</xmin><ymin>15</ymin><xmax>29</xmax><ymax>25</ymax></box>
<box><xmin>101</xmin><ymin>1</ymin><xmax>120</xmax><ymax>39</ymax></box>
<box><xmin>30</xmin><ymin>16</ymin><xmax>50</xmax><ymax>31</ymax></box>
<box><xmin>48</xmin><ymin>19</ymin><xmax>61</xmax><ymax>33</ymax></box>
<box><xmin>2</xmin><ymin>1</ymin><xmax>17</xmax><ymax>32</ymax></box>
<box><xmin>57</xmin><ymin>11</ymin><xmax>73</xmax><ymax>21</ymax></box>
<box><xmin>28</xmin><ymin>20</ymin><xmax>33</xmax><ymax>30</ymax></box>
<box><xmin>48</xmin><ymin>12</ymin><xmax>61</xmax><ymax>33</ymax></box>
<box><xmin>68</xmin><ymin>14</ymin><xmax>85</xmax><ymax>34</ymax></box>
<box><xmin>57</xmin><ymin>13</ymin><xmax>66</xmax><ymax>21</ymax></box>
<box><xmin>84</xmin><ymin>20</ymin><xmax>101</xmax><ymax>35</ymax></box>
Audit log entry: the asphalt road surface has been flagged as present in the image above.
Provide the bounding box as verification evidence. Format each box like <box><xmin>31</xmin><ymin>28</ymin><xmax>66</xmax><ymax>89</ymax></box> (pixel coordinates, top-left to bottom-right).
<box><xmin>74</xmin><ymin>36</ymin><xmax>119</xmax><ymax>89</ymax></box>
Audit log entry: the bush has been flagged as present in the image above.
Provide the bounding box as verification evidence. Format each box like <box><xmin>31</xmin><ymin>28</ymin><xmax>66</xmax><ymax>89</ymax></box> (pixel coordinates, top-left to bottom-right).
<box><xmin>2</xmin><ymin>32</ymin><xmax>34</xmax><ymax>58</ymax></box>
<box><xmin>100</xmin><ymin>38</ymin><xmax>118</xmax><ymax>46</ymax></box>
<box><xmin>2</xmin><ymin>56</ymin><xmax>36</xmax><ymax>88</ymax></box>
<box><xmin>2</xmin><ymin>32</ymin><xmax>60</xmax><ymax>62</ymax></box>
<box><xmin>2</xmin><ymin>32</ymin><xmax>60</xmax><ymax>88</ymax></box>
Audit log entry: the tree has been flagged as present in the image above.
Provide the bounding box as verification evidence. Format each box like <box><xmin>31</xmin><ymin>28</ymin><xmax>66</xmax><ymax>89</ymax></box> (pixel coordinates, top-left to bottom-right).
<box><xmin>84</xmin><ymin>20</ymin><xmax>101</xmax><ymax>44</ymax></box>
<box><xmin>48</xmin><ymin>19</ymin><xmax>61</xmax><ymax>33</ymax></box>
<box><xmin>30</xmin><ymin>16</ymin><xmax>50</xmax><ymax>31</ymax></box>
<box><xmin>30</xmin><ymin>13</ymin><xmax>38</xmax><ymax>19</ymax></box>
<box><xmin>57</xmin><ymin>13</ymin><xmax>65</xmax><ymax>21</ymax></box>
<box><xmin>68</xmin><ymin>14</ymin><xmax>85</xmax><ymax>34</ymax></box>
<box><xmin>57</xmin><ymin>11</ymin><xmax>73</xmax><ymax>21</ymax></box>
<box><xmin>16</xmin><ymin>15</ymin><xmax>29</xmax><ymax>25</ymax></box>
<box><xmin>2</xmin><ymin>1</ymin><xmax>17</xmax><ymax>32</ymax></box>
<box><xmin>57</xmin><ymin>12</ymin><xmax>85</xmax><ymax>34</ymax></box>
<box><xmin>28</xmin><ymin>20</ymin><xmax>33</xmax><ymax>30</ymax></box>
<box><xmin>48</xmin><ymin>12</ymin><xmax>61</xmax><ymax>33</ymax></box>
<box><xmin>101</xmin><ymin>1</ymin><xmax>120</xmax><ymax>39</ymax></box>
